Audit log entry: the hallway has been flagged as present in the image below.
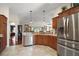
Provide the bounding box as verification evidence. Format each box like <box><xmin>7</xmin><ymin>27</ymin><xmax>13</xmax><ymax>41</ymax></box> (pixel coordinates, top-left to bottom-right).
<box><xmin>0</xmin><ymin>45</ymin><xmax>57</xmax><ymax>56</ymax></box>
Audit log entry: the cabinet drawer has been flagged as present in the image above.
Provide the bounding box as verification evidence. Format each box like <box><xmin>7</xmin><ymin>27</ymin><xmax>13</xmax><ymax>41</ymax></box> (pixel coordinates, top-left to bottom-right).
<box><xmin>66</xmin><ymin>41</ymin><xmax>74</xmax><ymax>48</ymax></box>
<box><xmin>74</xmin><ymin>50</ymin><xmax>79</xmax><ymax>56</ymax></box>
<box><xmin>57</xmin><ymin>39</ymin><xmax>66</xmax><ymax>46</ymax></box>
<box><xmin>57</xmin><ymin>44</ymin><xmax>66</xmax><ymax>56</ymax></box>
<box><xmin>66</xmin><ymin>48</ymin><xmax>74</xmax><ymax>56</ymax></box>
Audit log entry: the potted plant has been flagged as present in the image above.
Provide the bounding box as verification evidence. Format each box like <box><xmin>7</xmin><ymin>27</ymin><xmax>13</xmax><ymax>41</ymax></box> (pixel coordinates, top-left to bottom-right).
<box><xmin>61</xmin><ymin>6</ymin><xmax>67</xmax><ymax>11</ymax></box>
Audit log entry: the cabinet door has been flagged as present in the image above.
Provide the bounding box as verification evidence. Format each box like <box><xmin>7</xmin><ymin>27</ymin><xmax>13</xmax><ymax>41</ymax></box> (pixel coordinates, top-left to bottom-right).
<box><xmin>33</xmin><ymin>35</ymin><xmax>38</xmax><ymax>45</ymax></box>
<box><xmin>42</xmin><ymin>35</ymin><xmax>48</xmax><ymax>46</ymax></box>
<box><xmin>52</xmin><ymin>17</ymin><xmax>59</xmax><ymax>29</ymax></box>
<box><xmin>38</xmin><ymin>35</ymin><xmax>43</xmax><ymax>45</ymax></box>
<box><xmin>34</xmin><ymin>35</ymin><xmax>43</xmax><ymax>45</ymax></box>
<box><xmin>53</xmin><ymin>19</ymin><xmax>57</xmax><ymax>29</ymax></box>
<box><xmin>49</xmin><ymin>36</ymin><xmax>57</xmax><ymax>50</ymax></box>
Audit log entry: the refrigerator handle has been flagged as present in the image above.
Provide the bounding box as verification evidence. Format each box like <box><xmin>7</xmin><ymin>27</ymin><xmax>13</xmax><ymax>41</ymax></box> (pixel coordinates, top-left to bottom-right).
<box><xmin>67</xmin><ymin>17</ymin><xmax>69</xmax><ymax>37</ymax></box>
<box><xmin>63</xmin><ymin>17</ymin><xmax>66</xmax><ymax>38</ymax></box>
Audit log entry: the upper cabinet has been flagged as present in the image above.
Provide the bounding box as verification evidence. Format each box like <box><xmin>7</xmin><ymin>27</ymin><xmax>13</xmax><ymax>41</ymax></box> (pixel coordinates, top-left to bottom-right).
<box><xmin>52</xmin><ymin>6</ymin><xmax>79</xmax><ymax>29</ymax></box>
<box><xmin>52</xmin><ymin>16</ymin><xmax>59</xmax><ymax>29</ymax></box>
<box><xmin>58</xmin><ymin>6</ymin><xmax>79</xmax><ymax>17</ymax></box>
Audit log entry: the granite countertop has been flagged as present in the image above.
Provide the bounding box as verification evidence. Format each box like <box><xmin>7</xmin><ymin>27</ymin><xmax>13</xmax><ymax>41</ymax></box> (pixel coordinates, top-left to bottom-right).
<box><xmin>22</xmin><ymin>32</ymin><xmax>57</xmax><ymax>36</ymax></box>
<box><xmin>33</xmin><ymin>33</ymin><xmax>57</xmax><ymax>36</ymax></box>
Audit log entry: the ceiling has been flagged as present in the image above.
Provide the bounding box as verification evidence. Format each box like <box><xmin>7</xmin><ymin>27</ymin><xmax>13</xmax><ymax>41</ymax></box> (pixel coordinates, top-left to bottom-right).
<box><xmin>0</xmin><ymin>3</ymin><xmax>70</xmax><ymax>27</ymax></box>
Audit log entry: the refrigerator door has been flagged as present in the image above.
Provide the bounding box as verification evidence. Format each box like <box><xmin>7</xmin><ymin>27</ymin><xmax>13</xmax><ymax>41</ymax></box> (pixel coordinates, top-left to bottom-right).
<box><xmin>65</xmin><ymin>15</ymin><xmax>75</xmax><ymax>49</ymax></box>
<box><xmin>74</xmin><ymin>13</ymin><xmax>79</xmax><ymax>55</ymax></box>
<box><xmin>74</xmin><ymin>13</ymin><xmax>79</xmax><ymax>42</ymax></box>
<box><xmin>57</xmin><ymin>18</ymin><xmax>65</xmax><ymax>38</ymax></box>
<box><xmin>57</xmin><ymin>17</ymin><xmax>66</xmax><ymax>56</ymax></box>
<box><xmin>66</xmin><ymin>15</ymin><xmax>73</xmax><ymax>41</ymax></box>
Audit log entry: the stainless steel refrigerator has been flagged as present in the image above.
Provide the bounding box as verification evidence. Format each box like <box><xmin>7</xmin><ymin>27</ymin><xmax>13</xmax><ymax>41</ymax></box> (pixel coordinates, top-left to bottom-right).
<box><xmin>57</xmin><ymin>12</ymin><xmax>79</xmax><ymax>56</ymax></box>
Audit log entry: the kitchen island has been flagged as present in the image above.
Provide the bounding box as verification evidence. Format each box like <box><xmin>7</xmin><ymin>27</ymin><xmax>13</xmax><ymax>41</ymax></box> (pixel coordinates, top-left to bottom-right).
<box><xmin>33</xmin><ymin>33</ymin><xmax>57</xmax><ymax>50</ymax></box>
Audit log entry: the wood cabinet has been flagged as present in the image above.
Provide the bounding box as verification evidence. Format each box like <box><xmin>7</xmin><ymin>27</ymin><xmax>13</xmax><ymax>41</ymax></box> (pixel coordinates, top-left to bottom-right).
<box><xmin>33</xmin><ymin>34</ymin><xmax>57</xmax><ymax>50</ymax></box>
<box><xmin>52</xmin><ymin>6</ymin><xmax>79</xmax><ymax>29</ymax></box>
<box><xmin>58</xmin><ymin>6</ymin><xmax>79</xmax><ymax>17</ymax></box>
<box><xmin>52</xmin><ymin>18</ymin><xmax>57</xmax><ymax>29</ymax></box>
<box><xmin>0</xmin><ymin>15</ymin><xmax>7</xmax><ymax>53</ymax></box>
<box><xmin>33</xmin><ymin>35</ymin><xmax>43</xmax><ymax>45</ymax></box>
<box><xmin>50</xmin><ymin>36</ymin><xmax>57</xmax><ymax>50</ymax></box>
<box><xmin>52</xmin><ymin>16</ymin><xmax>60</xmax><ymax>29</ymax></box>
<box><xmin>43</xmin><ymin>35</ymin><xmax>49</xmax><ymax>46</ymax></box>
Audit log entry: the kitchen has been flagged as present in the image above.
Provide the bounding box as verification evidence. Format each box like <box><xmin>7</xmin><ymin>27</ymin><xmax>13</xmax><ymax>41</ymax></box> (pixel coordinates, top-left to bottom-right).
<box><xmin>0</xmin><ymin>3</ymin><xmax>79</xmax><ymax>56</ymax></box>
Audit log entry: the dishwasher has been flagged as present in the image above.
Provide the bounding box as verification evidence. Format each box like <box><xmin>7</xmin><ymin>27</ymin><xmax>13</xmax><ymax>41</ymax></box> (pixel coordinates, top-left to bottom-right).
<box><xmin>22</xmin><ymin>32</ymin><xmax>33</xmax><ymax>46</ymax></box>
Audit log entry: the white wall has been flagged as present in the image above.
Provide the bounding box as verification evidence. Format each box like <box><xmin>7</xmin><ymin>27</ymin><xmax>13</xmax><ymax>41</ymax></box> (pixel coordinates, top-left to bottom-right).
<box><xmin>0</xmin><ymin>7</ymin><xmax>9</xmax><ymax>47</ymax></box>
<box><xmin>53</xmin><ymin>4</ymin><xmax>71</xmax><ymax>17</ymax></box>
<box><xmin>0</xmin><ymin>7</ymin><xmax>20</xmax><ymax>47</ymax></box>
<box><xmin>9</xmin><ymin>13</ymin><xmax>20</xmax><ymax>42</ymax></box>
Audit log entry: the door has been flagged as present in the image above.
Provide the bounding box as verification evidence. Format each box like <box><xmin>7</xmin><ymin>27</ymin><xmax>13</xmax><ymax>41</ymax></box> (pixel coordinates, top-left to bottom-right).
<box><xmin>66</xmin><ymin>15</ymin><xmax>73</xmax><ymax>41</ymax></box>
<box><xmin>0</xmin><ymin>15</ymin><xmax>7</xmax><ymax>50</ymax></box>
<box><xmin>74</xmin><ymin>13</ymin><xmax>79</xmax><ymax>42</ymax></box>
<box><xmin>18</xmin><ymin>25</ymin><xmax>22</xmax><ymax>44</ymax></box>
<box><xmin>65</xmin><ymin>15</ymin><xmax>75</xmax><ymax>49</ymax></box>
<box><xmin>57</xmin><ymin>17</ymin><xmax>66</xmax><ymax>55</ymax></box>
<box><xmin>74</xmin><ymin>12</ymin><xmax>79</xmax><ymax>55</ymax></box>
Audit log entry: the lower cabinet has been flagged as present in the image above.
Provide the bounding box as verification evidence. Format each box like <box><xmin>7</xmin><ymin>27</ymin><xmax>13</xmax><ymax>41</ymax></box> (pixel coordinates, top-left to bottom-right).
<box><xmin>42</xmin><ymin>35</ymin><xmax>48</xmax><ymax>45</ymax></box>
<box><xmin>33</xmin><ymin>35</ymin><xmax>57</xmax><ymax>50</ymax></box>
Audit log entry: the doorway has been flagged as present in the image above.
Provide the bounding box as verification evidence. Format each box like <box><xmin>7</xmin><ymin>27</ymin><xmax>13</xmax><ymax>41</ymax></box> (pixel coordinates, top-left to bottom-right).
<box><xmin>9</xmin><ymin>23</ymin><xmax>16</xmax><ymax>46</ymax></box>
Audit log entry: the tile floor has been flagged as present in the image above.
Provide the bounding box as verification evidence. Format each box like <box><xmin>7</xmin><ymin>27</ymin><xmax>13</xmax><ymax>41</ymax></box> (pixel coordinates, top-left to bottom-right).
<box><xmin>0</xmin><ymin>45</ymin><xmax>57</xmax><ymax>56</ymax></box>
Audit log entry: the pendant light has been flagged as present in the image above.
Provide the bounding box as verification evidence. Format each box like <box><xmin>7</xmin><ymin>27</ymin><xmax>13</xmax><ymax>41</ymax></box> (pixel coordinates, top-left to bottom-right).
<box><xmin>43</xmin><ymin>10</ymin><xmax>46</xmax><ymax>26</ymax></box>
<box><xmin>29</xmin><ymin>10</ymin><xmax>32</xmax><ymax>24</ymax></box>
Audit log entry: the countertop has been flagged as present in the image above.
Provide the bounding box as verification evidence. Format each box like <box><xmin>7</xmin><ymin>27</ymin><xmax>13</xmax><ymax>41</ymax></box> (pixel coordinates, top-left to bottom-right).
<box><xmin>33</xmin><ymin>33</ymin><xmax>57</xmax><ymax>37</ymax></box>
<box><xmin>22</xmin><ymin>32</ymin><xmax>57</xmax><ymax>37</ymax></box>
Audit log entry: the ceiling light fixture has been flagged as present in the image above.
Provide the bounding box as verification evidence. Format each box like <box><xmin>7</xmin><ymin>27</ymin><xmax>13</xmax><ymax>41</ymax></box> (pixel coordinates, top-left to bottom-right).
<box><xmin>29</xmin><ymin>10</ymin><xmax>32</xmax><ymax>24</ymax></box>
<box><xmin>43</xmin><ymin>10</ymin><xmax>46</xmax><ymax>26</ymax></box>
